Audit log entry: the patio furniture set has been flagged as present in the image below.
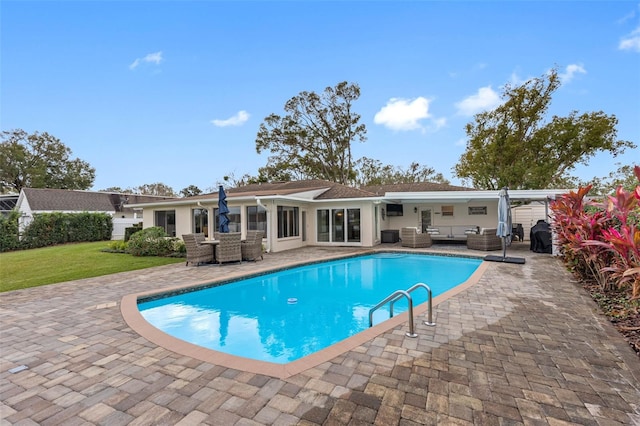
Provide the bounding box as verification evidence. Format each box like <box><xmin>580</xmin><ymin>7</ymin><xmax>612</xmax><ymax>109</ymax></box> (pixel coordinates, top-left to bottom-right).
<box><xmin>183</xmin><ymin>230</ymin><xmax>264</xmax><ymax>266</ymax></box>
<box><xmin>399</xmin><ymin>226</ymin><xmax>503</xmax><ymax>251</ymax></box>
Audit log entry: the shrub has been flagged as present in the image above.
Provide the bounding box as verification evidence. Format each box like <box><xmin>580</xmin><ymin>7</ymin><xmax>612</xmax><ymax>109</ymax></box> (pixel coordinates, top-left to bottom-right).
<box><xmin>172</xmin><ymin>239</ymin><xmax>186</xmax><ymax>254</ymax></box>
<box><xmin>127</xmin><ymin>227</ymin><xmax>176</xmax><ymax>257</ymax></box>
<box><xmin>124</xmin><ymin>223</ymin><xmax>143</xmax><ymax>242</ymax></box>
<box><xmin>104</xmin><ymin>240</ymin><xmax>128</xmax><ymax>253</ymax></box>
<box><xmin>0</xmin><ymin>211</ymin><xmax>21</xmax><ymax>252</ymax></box>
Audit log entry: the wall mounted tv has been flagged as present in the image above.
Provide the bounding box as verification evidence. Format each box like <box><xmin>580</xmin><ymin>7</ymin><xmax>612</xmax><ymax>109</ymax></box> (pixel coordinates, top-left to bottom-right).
<box><xmin>386</xmin><ymin>204</ymin><xmax>404</xmax><ymax>216</ymax></box>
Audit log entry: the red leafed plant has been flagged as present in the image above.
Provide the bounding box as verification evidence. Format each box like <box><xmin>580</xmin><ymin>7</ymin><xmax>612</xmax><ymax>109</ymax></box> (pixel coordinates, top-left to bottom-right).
<box><xmin>553</xmin><ymin>166</ymin><xmax>640</xmax><ymax>299</ymax></box>
<box><xmin>550</xmin><ymin>185</ymin><xmax>615</xmax><ymax>291</ymax></box>
<box><xmin>582</xmin><ymin>166</ymin><xmax>640</xmax><ymax>299</ymax></box>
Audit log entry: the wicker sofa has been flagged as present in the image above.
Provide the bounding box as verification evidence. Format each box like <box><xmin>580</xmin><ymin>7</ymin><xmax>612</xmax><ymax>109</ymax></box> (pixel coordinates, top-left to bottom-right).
<box><xmin>425</xmin><ymin>225</ymin><xmax>479</xmax><ymax>242</ymax></box>
<box><xmin>466</xmin><ymin>228</ymin><xmax>502</xmax><ymax>251</ymax></box>
<box><xmin>241</xmin><ymin>230</ymin><xmax>264</xmax><ymax>261</ymax></box>
<box><xmin>400</xmin><ymin>227</ymin><xmax>432</xmax><ymax>248</ymax></box>
<box><xmin>215</xmin><ymin>232</ymin><xmax>242</xmax><ymax>264</ymax></box>
<box><xmin>182</xmin><ymin>233</ymin><xmax>214</xmax><ymax>266</ymax></box>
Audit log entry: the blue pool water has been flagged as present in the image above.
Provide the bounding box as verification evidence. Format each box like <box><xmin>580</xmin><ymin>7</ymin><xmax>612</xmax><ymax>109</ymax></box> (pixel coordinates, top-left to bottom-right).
<box><xmin>138</xmin><ymin>253</ymin><xmax>481</xmax><ymax>364</ymax></box>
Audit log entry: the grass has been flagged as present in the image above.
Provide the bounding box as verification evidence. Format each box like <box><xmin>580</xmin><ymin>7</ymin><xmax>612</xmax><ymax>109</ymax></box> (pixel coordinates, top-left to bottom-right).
<box><xmin>0</xmin><ymin>241</ymin><xmax>184</xmax><ymax>292</ymax></box>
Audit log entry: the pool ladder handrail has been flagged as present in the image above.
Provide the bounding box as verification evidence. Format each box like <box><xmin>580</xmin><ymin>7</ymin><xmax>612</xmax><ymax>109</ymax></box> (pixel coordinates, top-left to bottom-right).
<box><xmin>369</xmin><ymin>290</ymin><xmax>417</xmax><ymax>338</ymax></box>
<box><xmin>368</xmin><ymin>282</ymin><xmax>436</xmax><ymax>338</ymax></box>
<box><xmin>390</xmin><ymin>282</ymin><xmax>436</xmax><ymax>327</ymax></box>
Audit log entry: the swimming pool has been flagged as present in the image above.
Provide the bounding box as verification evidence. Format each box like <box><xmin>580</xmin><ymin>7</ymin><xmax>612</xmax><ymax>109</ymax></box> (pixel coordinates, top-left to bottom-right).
<box><xmin>137</xmin><ymin>252</ymin><xmax>482</xmax><ymax>365</ymax></box>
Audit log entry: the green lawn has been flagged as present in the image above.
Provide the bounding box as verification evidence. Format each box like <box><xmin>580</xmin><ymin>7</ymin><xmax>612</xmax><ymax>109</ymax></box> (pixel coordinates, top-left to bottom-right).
<box><xmin>0</xmin><ymin>241</ymin><xmax>184</xmax><ymax>292</ymax></box>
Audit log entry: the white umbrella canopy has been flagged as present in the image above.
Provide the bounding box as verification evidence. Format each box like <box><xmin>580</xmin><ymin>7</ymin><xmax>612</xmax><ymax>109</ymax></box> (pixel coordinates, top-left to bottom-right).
<box><xmin>485</xmin><ymin>187</ymin><xmax>525</xmax><ymax>264</ymax></box>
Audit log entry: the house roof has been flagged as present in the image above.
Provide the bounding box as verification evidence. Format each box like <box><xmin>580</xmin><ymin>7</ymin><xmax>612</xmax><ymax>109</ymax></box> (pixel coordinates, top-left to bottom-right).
<box><xmin>21</xmin><ymin>188</ymin><xmax>116</xmax><ymax>211</ymax></box>
<box><xmin>361</xmin><ymin>182</ymin><xmax>471</xmax><ymax>195</ymax></box>
<box><xmin>19</xmin><ymin>188</ymin><xmax>178</xmax><ymax>212</ymax></box>
<box><xmin>127</xmin><ymin>180</ymin><xmax>572</xmax><ymax>208</ymax></box>
<box><xmin>183</xmin><ymin>181</ymin><xmax>465</xmax><ymax>202</ymax></box>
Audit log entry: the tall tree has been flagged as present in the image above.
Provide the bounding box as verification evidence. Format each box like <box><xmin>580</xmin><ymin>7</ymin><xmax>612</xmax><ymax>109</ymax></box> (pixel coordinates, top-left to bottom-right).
<box><xmin>255</xmin><ymin>81</ymin><xmax>367</xmax><ymax>185</ymax></box>
<box><xmin>0</xmin><ymin>129</ymin><xmax>95</xmax><ymax>193</ymax></box>
<box><xmin>354</xmin><ymin>157</ymin><xmax>449</xmax><ymax>185</ymax></box>
<box><xmin>100</xmin><ymin>187</ymin><xmax>127</xmax><ymax>193</ymax></box>
<box><xmin>180</xmin><ymin>185</ymin><xmax>202</xmax><ymax>197</ymax></box>
<box><xmin>587</xmin><ymin>163</ymin><xmax>640</xmax><ymax>195</ymax></box>
<box><xmin>133</xmin><ymin>183</ymin><xmax>176</xmax><ymax>197</ymax></box>
<box><xmin>454</xmin><ymin>69</ymin><xmax>635</xmax><ymax>190</ymax></box>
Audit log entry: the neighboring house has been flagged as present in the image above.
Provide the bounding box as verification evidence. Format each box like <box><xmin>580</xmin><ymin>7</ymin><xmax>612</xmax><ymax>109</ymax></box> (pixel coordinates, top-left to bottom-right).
<box><xmin>16</xmin><ymin>188</ymin><xmax>177</xmax><ymax>240</ymax></box>
<box><xmin>128</xmin><ymin>180</ymin><xmax>569</xmax><ymax>253</ymax></box>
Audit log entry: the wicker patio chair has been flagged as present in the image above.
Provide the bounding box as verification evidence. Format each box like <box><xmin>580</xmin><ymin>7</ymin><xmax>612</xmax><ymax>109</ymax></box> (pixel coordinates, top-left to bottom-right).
<box><xmin>215</xmin><ymin>232</ymin><xmax>242</xmax><ymax>264</ymax></box>
<box><xmin>241</xmin><ymin>230</ymin><xmax>264</xmax><ymax>261</ymax></box>
<box><xmin>182</xmin><ymin>233</ymin><xmax>214</xmax><ymax>266</ymax></box>
<box><xmin>466</xmin><ymin>228</ymin><xmax>502</xmax><ymax>251</ymax></box>
<box><xmin>400</xmin><ymin>227</ymin><xmax>432</xmax><ymax>248</ymax></box>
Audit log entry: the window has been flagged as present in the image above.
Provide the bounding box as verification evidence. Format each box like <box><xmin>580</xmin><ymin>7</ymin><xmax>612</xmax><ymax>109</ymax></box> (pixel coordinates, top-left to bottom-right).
<box><xmin>192</xmin><ymin>208</ymin><xmax>208</xmax><ymax>237</ymax></box>
<box><xmin>277</xmin><ymin>206</ymin><xmax>299</xmax><ymax>238</ymax></box>
<box><xmin>246</xmin><ymin>205</ymin><xmax>267</xmax><ymax>233</ymax></box>
<box><xmin>441</xmin><ymin>205</ymin><xmax>454</xmax><ymax>217</ymax></box>
<box><xmin>316</xmin><ymin>208</ymin><xmax>361</xmax><ymax>243</ymax></box>
<box><xmin>347</xmin><ymin>209</ymin><xmax>360</xmax><ymax>242</ymax></box>
<box><xmin>155</xmin><ymin>210</ymin><xmax>176</xmax><ymax>236</ymax></box>
<box><xmin>468</xmin><ymin>206</ymin><xmax>487</xmax><ymax>215</ymax></box>
<box><xmin>332</xmin><ymin>209</ymin><xmax>344</xmax><ymax>242</ymax></box>
<box><xmin>213</xmin><ymin>207</ymin><xmax>241</xmax><ymax>232</ymax></box>
<box><xmin>317</xmin><ymin>210</ymin><xmax>330</xmax><ymax>242</ymax></box>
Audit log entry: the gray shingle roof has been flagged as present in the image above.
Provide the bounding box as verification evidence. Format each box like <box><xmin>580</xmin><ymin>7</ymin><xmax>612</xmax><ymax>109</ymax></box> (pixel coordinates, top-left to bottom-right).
<box><xmin>21</xmin><ymin>188</ymin><xmax>178</xmax><ymax>212</ymax></box>
<box><xmin>360</xmin><ymin>182</ymin><xmax>472</xmax><ymax>195</ymax></box>
<box><xmin>23</xmin><ymin>188</ymin><xmax>116</xmax><ymax>211</ymax></box>
<box><xmin>179</xmin><ymin>180</ymin><xmax>472</xmax><ymax>203</ymax></box>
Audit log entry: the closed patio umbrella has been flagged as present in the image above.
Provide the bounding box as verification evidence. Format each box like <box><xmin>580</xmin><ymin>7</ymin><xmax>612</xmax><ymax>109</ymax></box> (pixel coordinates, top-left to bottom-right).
<box><xmin>485</xmin><ymin>187</ymin><xmax>525</xmax><ymax>264</ymax></box>
<box><xmin>218</xmin><ymin>185</ymin><xmax>230</xmax><ymax>233</ymax></box>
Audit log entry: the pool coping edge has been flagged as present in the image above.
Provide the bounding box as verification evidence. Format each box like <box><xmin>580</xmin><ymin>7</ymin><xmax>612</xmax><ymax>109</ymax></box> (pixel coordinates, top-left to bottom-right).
<box><xmin>120</xmin><ymin>251</ymin><xmax>489</xmax><ymax>379</ymax></box>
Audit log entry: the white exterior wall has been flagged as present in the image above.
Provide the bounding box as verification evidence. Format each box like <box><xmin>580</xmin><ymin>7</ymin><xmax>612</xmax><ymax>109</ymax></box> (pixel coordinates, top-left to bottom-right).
<box><xmin>17</xmin><ymin>197</ymin><xmax>33</xmax><ymax>233</ymax></box>
<box><xmin>384</xmin><ymin>202</ymin><xmax>500</xmax><ymax>231</ymax></box>
<box><xmin>305</xmin><ymin>200</ymin><xmax>376</xmax><ymax>250</ymax></box>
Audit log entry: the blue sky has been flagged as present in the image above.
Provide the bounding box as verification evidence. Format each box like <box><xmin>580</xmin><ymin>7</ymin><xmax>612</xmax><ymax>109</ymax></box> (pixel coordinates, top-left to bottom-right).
<box><xmin>2</xmin><ymin>1</ymin><xmax>639</xmax><ymax>193</ymax></box>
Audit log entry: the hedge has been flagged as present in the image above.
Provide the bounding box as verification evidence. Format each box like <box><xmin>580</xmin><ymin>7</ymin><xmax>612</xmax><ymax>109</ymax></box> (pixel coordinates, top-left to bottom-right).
<box><xmin>4</xmin><ymin>212</ymin><xmax>113</xmax><ymax>251</ymax></box>
<box><xmin>0</xmin><ymin>211</ymin><xmax>21</xmax><ymax>252</ymax></box>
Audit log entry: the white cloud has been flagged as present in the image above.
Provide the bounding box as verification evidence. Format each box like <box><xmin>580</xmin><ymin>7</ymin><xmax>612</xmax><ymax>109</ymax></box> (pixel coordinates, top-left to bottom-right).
<box><xmin>129</xmin><ymin>51</ymin><xmax>164</xmax><ymax>70</ymax></box>
<box><xmin>211</xmin><ymin>110</ymin><xmax>250</xmax><ymax>127</ymax></box>
<box><xmin>432</xmin><ymin>117</ymin><xmax>447</xmax><ymax>130</ymax></box>
<box><xmin>619</xmin><ymin>26</ymin><xmax>640</xmax><ymax>52</ymax></box>
<box><xmin>455</xmin><ymin>86</ymin><xmax>501</xmax><ymax>116</ymax></box>
<box><xmin>559</xmin><ymin>64</ymin><xmax>587</xmax><ymax>83</ymax></box>
<box><xmin>373</xmin><ymin>97</ymin><xmax>432</xmax><ymax>131</ymax></box>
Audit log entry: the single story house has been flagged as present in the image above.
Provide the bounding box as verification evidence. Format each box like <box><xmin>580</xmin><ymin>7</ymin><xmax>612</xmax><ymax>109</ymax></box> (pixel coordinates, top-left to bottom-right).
<box><xmin>16</xmin><ymin>188</ymin><xmax>177</xmax><ymax>240</ymax></box>
<box><xmin>128</xmin><ymin>180</ymin><xmax>568</xmax><ymax>253</ymax></box>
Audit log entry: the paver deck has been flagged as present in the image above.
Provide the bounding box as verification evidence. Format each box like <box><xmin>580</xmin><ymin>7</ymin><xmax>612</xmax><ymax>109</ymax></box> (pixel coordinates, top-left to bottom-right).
<box><xmin>1</xmin><ymin>242</ymin><xmax>639</xmax><ymax>425</ymax></box>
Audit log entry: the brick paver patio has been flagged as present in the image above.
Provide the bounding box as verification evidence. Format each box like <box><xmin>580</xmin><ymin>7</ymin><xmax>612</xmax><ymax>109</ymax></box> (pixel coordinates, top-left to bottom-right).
<box><xmin>1</xmin><ymin>243</ymin><xmax>639</xmax><ymax>425</ymax></box>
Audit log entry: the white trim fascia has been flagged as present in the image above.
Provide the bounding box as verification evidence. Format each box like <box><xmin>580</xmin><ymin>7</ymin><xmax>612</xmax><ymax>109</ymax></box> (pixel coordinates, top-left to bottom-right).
<box><xmin>255</xmin><ymin>195</ymin><xmax>384</xmax><ymax>204</ymax></box>
<box><xmin>127</xmin><ymin>194</ymin><xmax>275</xmax><ymax>208</ymax></box>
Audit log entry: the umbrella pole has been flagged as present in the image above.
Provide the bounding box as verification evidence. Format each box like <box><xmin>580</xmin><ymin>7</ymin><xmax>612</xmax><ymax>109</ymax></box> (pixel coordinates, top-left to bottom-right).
<box><xmin>502</xmin><ymin>237</ymin><xmax>507</xmax><ymax>259</ymax></box>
